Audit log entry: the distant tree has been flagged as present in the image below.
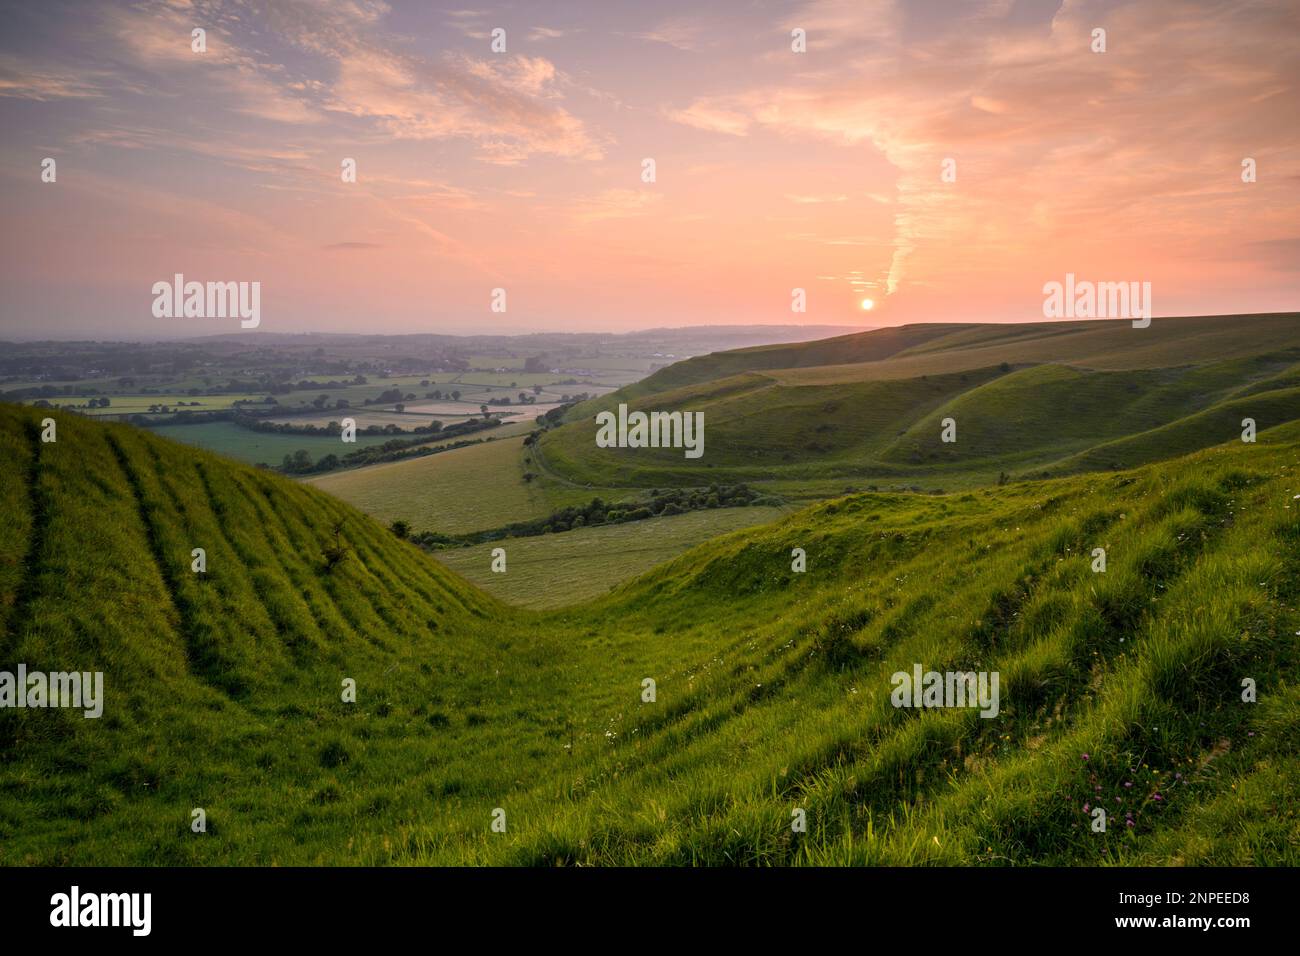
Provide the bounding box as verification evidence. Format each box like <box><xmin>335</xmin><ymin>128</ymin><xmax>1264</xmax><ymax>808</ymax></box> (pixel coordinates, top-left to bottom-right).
<box><xmin>395</xmin><ymin>403</ymin><xmax>405</xmax><ymax>413</ymax></box>
<box><xmin>390</xmin><ymin>519</ymin><xmax>411</xmax><ymax>539</ymax></box>
<box><xmin>532</xmin><ymin>384</ymin><xmax>543</xmax><ymax>395</ymax></box>
<box><xmin>480</xmin><ymin>404</ymin><xmax>490</xmax><ymax>418</ymax></box>
<box><xmin>420</xmin><ymin>379</ymin><xmax>430</xmax><ymax>387</ymax></box>
<box><xmin>451</xmin><ymin>390</ymin><xmax>461</xmax><ymax>401</ymax></box>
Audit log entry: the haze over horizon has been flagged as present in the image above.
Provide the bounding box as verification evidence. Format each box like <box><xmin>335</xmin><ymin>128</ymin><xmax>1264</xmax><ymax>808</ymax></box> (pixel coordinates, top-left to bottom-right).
<box><xmin>1</xmin><ymin>0</ymin><xmax>1297</xmax><ymax>338</ymax></box>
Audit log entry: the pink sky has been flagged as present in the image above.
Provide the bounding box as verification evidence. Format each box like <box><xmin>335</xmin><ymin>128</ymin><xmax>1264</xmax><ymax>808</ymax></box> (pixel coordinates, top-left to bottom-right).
<box><xmin>0</xmin><ymin>0</ymin><xmax>1296</xmax><ymax>337</ymax></box>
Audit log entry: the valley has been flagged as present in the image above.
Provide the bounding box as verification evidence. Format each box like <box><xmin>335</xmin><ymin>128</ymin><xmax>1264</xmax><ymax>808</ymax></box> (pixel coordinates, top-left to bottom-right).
<box><xmin>3</xmin><ymin>313</ymin><xmax>1299</xmax><ymax>866</ymax></box>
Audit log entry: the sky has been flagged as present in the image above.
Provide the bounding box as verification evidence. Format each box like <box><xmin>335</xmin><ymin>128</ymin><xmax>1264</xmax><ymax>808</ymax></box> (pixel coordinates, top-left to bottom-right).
<box><xmin>0</xmin><ymin>0</ymin><xmax>1296</xmax><ymax>338</ymax></box>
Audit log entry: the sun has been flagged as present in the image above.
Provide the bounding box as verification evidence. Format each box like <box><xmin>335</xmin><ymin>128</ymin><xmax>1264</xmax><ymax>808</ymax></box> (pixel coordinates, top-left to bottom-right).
<box><xmin>860</xmin><ymin>298</ymin><xmax>875</xmax><ymax>311</ymax></box>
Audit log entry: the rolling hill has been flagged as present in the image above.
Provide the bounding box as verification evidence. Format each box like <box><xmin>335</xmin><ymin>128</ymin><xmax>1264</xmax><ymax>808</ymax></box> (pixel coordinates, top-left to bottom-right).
<box><xmin>2</xmin><ymin>401</ymin><xmax>1297</xmax><ymax>864</ymax></box>
<box><xmin>538</xmin><ymin>313</ymin><xmax>1300</xmax><ymax>491</ymax></box>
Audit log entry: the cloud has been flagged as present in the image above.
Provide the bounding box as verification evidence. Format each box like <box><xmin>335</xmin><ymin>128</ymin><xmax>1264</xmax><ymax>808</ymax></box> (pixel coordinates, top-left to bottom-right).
<box><xmin>634</xmin><ymin>17</ymin><xmax>706</xmax><ymax>52</ymax></box>
<box><xmin>667</xmin><ymin>100</ymin><xmax>752</xmax><ymax>136</ymax></box>
<box><xmin>107</xmin><ymin>2</ymin><xmax>323</xmax><ymax>124</ymax></box>
<box><xmin>0</xmin><ymin>56</ymin><xmax>105</xmax><ymax>100</ymax></box>
<box><xmin>665</xmin><ymin>0</ymin><xmax>1300</xmax><ymax>299</ymax></box>
<box><xmin>326</xmin><ymin>49</ymin><xmax>602</xmax><ymax>161</ymax></box>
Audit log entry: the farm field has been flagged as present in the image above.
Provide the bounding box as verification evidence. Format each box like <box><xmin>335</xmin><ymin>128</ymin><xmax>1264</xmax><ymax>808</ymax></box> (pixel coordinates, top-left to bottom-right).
<box><xmin>306</xmin><ymin>433</ymin><xmax>628</xmax><ymax>534</ymax></box>
<box><xmin>433</xmin><ymin>505</ymin><xmax>789</xmax><ymax>608</ymax></box>
<box><xmin>399</xmin><ymin>400</ymin><xmax>567</xmax><ymax>419</ymax></box>
<box><xmin>26</xmin><ymin>393</ymin><xmax>274</xmax><ymax>416</ymax></box>
<box><xmin>262</xmin><ymin>409</ymin><xmax>482</xmax><ymax>429</ymax></box>
<box><xmin>151</xmin><ymin>421</ymin><xmax>401</xmax><ymax>465</ymax></box>
<box><xmin>11</xmin><ymin>373</ymin><xmax>613</xmax><ymax>430</ymax></box>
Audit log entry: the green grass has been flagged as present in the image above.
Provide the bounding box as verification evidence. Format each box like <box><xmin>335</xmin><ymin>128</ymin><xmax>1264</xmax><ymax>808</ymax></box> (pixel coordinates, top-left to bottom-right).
<box><xmin>306</xmin><ymin>433</ymin><xmax>627</xmax><ymax>535</ymax></box>
<box><xmin>2</xmin><ymin>401</ymin><xmax>1298</xmax><ymax>865</ymax></box>
<box><xmin>151</xmin><ymin>421</ymin><xmax>401</xmax><ymax>466</ymax></box>
<box><xmin>539</xmin><ymin>314</ymin><xmax>1300</xmax><ymax>490</ymax></box>
<box><xmin>433</xmin><ymin>505</ymin><xmax>789</xmax><ymax>608</ymax></box>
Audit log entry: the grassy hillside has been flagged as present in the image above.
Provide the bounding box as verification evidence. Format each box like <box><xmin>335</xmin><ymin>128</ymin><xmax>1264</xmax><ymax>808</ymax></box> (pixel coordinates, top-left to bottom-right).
<box><xmin>539</xmin><ymin>314</ymin><xmax>1300</xmax><ymax>490</ymax></box>
<box><xmin>433</xmin><ymin>505</ymin><xmax>789</xmax><ymax>609</ymax></box>
<box><xmin>1</xmin><ymin>402</ymin><xmax>1297</xmax><ymax>865</ymax></box>
<box><xmin>306</xmin><ymin>433</ymin><xmax>627</xmax><ymax>535</ymax></box>
<box><xmin>612</xmin><ymin>313</ymin><xmax>1300</xmax><ymax>397</ymax></box>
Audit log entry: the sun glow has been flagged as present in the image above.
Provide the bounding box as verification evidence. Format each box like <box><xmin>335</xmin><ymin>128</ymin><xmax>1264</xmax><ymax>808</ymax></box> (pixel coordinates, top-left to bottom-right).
<box><xmin>860</xmin><ymin>298</ymin><xmax>875</xmax><ymax>311</ymax></box>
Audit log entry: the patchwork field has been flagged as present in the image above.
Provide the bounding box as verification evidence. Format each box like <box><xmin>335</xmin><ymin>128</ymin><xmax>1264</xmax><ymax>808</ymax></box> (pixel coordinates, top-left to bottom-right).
<box><xmin>29</xmin><ymin>393</ymin><xmax>274</xmax><ymax>416</ymax></box>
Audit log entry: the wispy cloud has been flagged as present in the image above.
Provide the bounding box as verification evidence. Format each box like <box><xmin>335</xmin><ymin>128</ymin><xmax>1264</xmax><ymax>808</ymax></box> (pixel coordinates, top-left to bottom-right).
<box><xmin>0</xmin><ymin>55</ymin><xmax>106</xmax><ymax>100</ymax></box>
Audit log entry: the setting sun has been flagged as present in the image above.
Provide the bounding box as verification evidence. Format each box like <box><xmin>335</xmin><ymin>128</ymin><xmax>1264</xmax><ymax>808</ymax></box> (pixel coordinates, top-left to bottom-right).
<box><xmin>860</xmin><ymin>298</ymin><xmax>875</xmax><ymax>311</ymax></box>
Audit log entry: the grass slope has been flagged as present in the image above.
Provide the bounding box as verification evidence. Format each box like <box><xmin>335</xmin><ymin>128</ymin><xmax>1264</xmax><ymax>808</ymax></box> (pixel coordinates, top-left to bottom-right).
<box><xmin>433</xmin><ymin>505</ymin><xmax>789</xmax><ymax>609</ymax></box>
<box><xmin>305</xmin><ymin>433</ymin><xmax>621</xmax><ymax>535</ymax></box>
<box><xmin>1</xmin><ymin>403</ymin><xmax>1297</xmax><ymax>865</ymax></box>
<box><xmin>539</xmin><ymin>314</ymin><xmax>1300</xmax><ymax>490</ymax></box>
